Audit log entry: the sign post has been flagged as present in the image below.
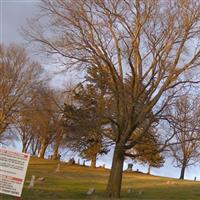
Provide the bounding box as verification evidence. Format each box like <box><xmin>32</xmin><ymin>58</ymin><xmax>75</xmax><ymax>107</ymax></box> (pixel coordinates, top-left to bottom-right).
<box><xmin>0</xmin><ymin>148</ymin><xmax>30</xmax><ymax>199</ymax></box>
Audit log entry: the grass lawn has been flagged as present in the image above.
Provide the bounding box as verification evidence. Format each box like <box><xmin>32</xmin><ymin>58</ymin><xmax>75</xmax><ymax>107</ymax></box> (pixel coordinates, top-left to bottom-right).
<box><xmin>1</xmin><ymin>157</ymin><xmax>200</xmax><ymax>199</ymax></box>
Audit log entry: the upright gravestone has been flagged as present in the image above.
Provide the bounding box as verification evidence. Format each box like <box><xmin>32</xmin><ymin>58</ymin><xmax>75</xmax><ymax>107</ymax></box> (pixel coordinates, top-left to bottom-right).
<box><xmin>28</xmin><ymin>175</ymin><xmax>35</xmax><ymax>189</ymax></box>
<box><xmin>127</xmin><ymin>188</ymin><xmax>133</xmax><ymax>193</ymax></box>
<box><xmin>55</xmin><ymin>163</ymin><xmax>60</xmax><ymax>172</ymax></box>
<box><xmin>127</xmin><ymin>163</ymin><xmax>133</xmax><ymax>172</ymax></box>
<box><xmin>86</xmin><ymin>188</ymin><xmax>95</xmax><ymax>195</ymax></box>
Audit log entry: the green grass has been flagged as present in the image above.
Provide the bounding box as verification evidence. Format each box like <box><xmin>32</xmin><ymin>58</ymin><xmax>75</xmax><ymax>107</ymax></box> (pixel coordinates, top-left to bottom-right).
<box><xmin>1</xmin><ymin>157</ymin><xmax>200</xmax><ymax>199</ymax></box>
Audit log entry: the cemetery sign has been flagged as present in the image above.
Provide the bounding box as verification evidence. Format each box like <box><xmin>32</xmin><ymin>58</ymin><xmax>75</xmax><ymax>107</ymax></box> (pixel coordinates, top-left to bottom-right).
<box><xmin>0</xmin><ymin>148</ymin><xmax>30</xmax><ymax>197</ymax></box>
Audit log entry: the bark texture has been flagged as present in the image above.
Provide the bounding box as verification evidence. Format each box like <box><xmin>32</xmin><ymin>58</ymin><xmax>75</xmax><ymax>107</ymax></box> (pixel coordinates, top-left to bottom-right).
<box><xmin>105</xmin><ymin>144</ymin><xmax>125</xmax><ymax>198</ymax></box>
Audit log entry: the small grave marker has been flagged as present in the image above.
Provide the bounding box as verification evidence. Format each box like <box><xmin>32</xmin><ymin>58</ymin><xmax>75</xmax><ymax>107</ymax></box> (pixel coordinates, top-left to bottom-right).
<box><xmin>28</xmin><ymin>175</ymin><xmax>35</xmax><ymax>189</ymax></box>
<box><xmin>37</xmin><ymin>177</ymin><xmax>45</xmax><ymax>182</ymax></box>
<box><xmin>86</xmin><ymin>188</ymin><xmax>95</xmax><ymax>195</ymax></box>
<box><xmin>138</xmin><ymin>190</ymin><xmax>144</xmax><ymax>195</ymax></box>
<box><xmin>127</xmin><ymin>163</ymin><xmax>133</xmax><ymax>172</ymax></box>
<box><xmin>127</xmin><ymin>188</ymin><xmax>133</xmax><ymax>193</ymax></box>
<box><xmin>55</xmin><ymin>163</ymin><xmax>60</xmax><ymax>172</ymax></box>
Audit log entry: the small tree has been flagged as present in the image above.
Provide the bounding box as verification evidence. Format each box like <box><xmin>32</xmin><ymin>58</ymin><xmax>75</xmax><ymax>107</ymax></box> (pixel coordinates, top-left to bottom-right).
<box><xmin>126</xmin><ymin>126</ymin><xmax>164</xmax><ymax>174</ymax></box>
<box><xmin>78</xmin><ymin>132</ymin><xmax>108</xmax><ymax>168</ymax></box>
<box><xmin>168</xmin><ymin>95</ymin><xmax>200</xmax><ymax>179</ymax></box>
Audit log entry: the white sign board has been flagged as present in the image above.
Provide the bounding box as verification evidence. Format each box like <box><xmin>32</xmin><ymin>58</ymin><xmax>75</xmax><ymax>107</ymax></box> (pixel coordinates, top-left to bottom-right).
<box><xmin>0</xmin><ymin>148</ymin><xmax>30</xmax><ymax>197</ymax></box>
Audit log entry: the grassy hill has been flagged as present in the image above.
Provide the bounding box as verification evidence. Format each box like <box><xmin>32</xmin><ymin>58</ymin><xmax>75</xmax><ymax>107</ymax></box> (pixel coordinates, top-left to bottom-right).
<box><xmin>1</xmin><ymin>157</ymin><xmax>200</xmax><ymax>200</ymax></box>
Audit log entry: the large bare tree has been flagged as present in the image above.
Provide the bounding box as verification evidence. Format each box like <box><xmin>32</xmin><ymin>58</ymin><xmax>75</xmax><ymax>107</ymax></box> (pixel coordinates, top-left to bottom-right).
<box><xmin>0</xmin><ymin>44</ymin><xmax>42</xmax><ymax>137</ymax></box>
<box><xmin>24</xmin><ymin>0</ymin><xmax>200</xmax><ymax>197</ymax></box>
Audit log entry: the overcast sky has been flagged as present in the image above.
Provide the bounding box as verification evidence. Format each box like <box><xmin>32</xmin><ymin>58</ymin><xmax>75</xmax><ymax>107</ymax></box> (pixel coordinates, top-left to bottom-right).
<box><xmin>1</xmin><ymin>0</ymin><xmax>39</xmax><ymax>45</ymax></box>
<box><xmin>1</xmin><ymin>0</ymin><xmax>200</xmax><ymax>181</ymax></box>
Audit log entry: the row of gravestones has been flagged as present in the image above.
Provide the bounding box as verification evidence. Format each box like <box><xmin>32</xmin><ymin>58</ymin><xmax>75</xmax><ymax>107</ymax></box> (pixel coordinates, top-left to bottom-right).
<box><xmin>28</xmin><ymin>162</ymin><xmax>133</xmax><ymax>189</ymax></box>
<box><xmin>27</xmin><ymin>175</ymin><xmax>144</xmax><ymax>196</ymax></box>
<box><xmin>66</xmin><ymin>160</ymin><xmax>134</xmax><ymax>171</ymax></box>
<box><xmin>86</xmin><ymin>188</ymin><xmax>144</xmax><ymax>196</ymax></box>
<box><xmin>28</xmin><ymin>162</ymin><xmax>106</xmax><ymax>189</ymax></box>
<box><xmin>29</xmin><ymin>164</ymin><xmax>187</xmax><ymax>196</ymax></box>
<box><xmin>68</xmin><ymin>158</ymin><xmax>106</xmax><ymax>168</ymax></box>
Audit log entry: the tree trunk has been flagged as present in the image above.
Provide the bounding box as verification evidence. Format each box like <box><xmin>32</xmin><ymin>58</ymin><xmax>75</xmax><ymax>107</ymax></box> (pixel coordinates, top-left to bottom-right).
<box><xmin>32</xmin><ymin>140</ymin><xmax>39</xmax><ymax>156</ymax></box>
<box><xmin>22</xmin><ymin>142</ymin><xmax>27</xmax><ymax>153</ymax></box>
<box><xmin>38</xmin><ymin>141</ymin><xmax>48</xmax><ymax>158</ymax></box>
<box><xmin>22</xmin><ymin>138</ymin><xmax>32</xmax><ymax>153</ymax></box>
<box><xmin>91</xmin><ymin>154</ymin><xmax>97</xmax><ymax>168</ymax></box>
<box><xmin>52</xmin><ymin>142</ymin><xmax>60</xmax><ymax>160</ymax></box>
<box><xmin>22</xmin><ymin>147</ymin><xmax>26</xmax><ymax>153</ymax></box>
<box><xmin>180</xmin><ymin>163</ymin><xmax>186</xmax><ymax>180</ymax></box>
<box><xmin>105</xmin><ymin>144</ymin><xmax>125</xmax><ymax>198</ymax></box>
<box><xmin>147</xmin><ymin>165</ymin><xmax>151</xmax><ymax>175</ymax></box>
<box><xmin>52</xmin><ymin>131</ymin><xmax>63</xmax><ymax>160</ymax></box>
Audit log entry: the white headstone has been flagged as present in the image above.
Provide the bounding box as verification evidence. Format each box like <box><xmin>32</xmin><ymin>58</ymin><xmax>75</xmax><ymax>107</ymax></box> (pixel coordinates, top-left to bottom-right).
<box><xmin>55</xmin><ymin>163</ymin><xmax>60</xmax><ymax>172</ymax></box>
<box><xmin>86</xmin><ymin>188</ymin><xmax>95</xmax><ymax>195</ymax></box>
<box><xmin>127</xmin><ymin>188</ymin><xmax>132</xmax><ymax>193</ymax></box>
<box><xmin>138</xmin><ymin>190</ymin><xmax>144</xmax><ymax>195</ymax></box>
<box><xmin>28</xmin><ymin>175</ymin><xmax>35</xmax><ymax>189</ymax></box>
<box><xmin>37</xmin><ymin>177</ymin><xmax>45</xmax><ymax>182</ymax></box>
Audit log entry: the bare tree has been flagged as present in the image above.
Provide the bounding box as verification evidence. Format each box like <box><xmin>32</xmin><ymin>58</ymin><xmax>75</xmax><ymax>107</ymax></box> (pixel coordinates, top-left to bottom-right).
<box><xmin>24</xmin><ymin>0</ymin><xmax>200</xmax><ymax>197</ymax></box>
<box><xmin>168</xmin><ymin>95</ymin><xmax>200</xmax><ymax>179</ymax></box>
<box><xmin>29</xmin><ymin>86</ymin><xmax>61</xmax><ymax>158</ymax></box>
<box><xmin>16</xmin><ymin>119</ymin><xmax>34</xmax><ymax>153</ymax></box>
<box><xmin>50</xmin><ymin>90</ymin><xmax>67</xmax><ymax>160</ymax></box>
<box><xmin>0</xmin><ymin>44</ymin><xmax>42</xmax><ymax>137</ymax></box>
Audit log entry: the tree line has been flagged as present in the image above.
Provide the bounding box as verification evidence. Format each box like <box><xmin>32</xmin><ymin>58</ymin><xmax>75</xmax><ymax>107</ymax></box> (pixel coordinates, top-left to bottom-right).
<box><xmin>1</xmin><ymin>0</ymin><xmax>200</xmax><ymax>198</ymax></box>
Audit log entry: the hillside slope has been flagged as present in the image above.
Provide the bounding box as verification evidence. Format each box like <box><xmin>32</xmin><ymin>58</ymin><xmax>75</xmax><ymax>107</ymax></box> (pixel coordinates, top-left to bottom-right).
<box><xmin>1</xmin><ymin>157</ymin><xmax>200</xmax><ymax>200</ymax></box>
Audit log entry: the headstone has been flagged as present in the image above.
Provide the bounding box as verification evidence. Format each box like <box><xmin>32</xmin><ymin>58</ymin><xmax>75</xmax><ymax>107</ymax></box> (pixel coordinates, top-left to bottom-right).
<box><xmin>78</xmin><ymin>159</ymin><xmax>80</xmax><ymax>165</ymax></box>
<box><xmin>68</xmin><ymin>158</ymin><xmax>75</xmax><ymax>165</ymax></box>
<box><xmin>83</xmin><ymin>160</ymin><xmax>86</xmax><ymax>166</ymax></box>
<box><xmin>127</xmin><ymin>188</ymin><xmax>132</xmax><ymax>193</ymax></box>
<box><xmin>37</xmin><ymin>177</ymin><xmax>45</xmax><ymax>182</ymax></box>
<box><xmin>166</xmin><ymin>181</ymin><xmax>177</xmax><ymax>185</ymax></box>
<box><xmin>103</xmin><ymin>164</ymin><xmax>105</xmax><ymax>168</ymax></box>
<box><xmin>86</xmin><ymin>188</ymin><xmax>95</xmax><ymax>195</ymax></box>
<box><xmin>138</xmin><ymin>190</ymin><xmax>144</xmax><ymax>195</ymax></box>
<box><xmin>127</xmin><ymin>163</ymin><xmax>133</xmax><ymax>172</ymax></box>
<box><xmin>194</xmin><ymin>176</ymin><xmax>197</xmax><ymax>181</ymax></box>
<box><xmin>28</xmin><ymin>175</ymin><xmax>35</xmax><ymax>189</ymax></box>
<box><xmin>55</xmin><ymin>163</ymin><xmax>60</xmax><ymax>172</ymax></box>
